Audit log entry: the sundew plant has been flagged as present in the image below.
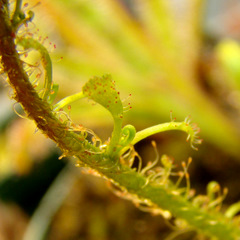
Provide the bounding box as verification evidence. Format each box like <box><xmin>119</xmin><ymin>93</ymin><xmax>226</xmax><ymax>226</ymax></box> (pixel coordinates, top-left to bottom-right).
<box><xmin>1</xmin><ymin>1</ymin><xmax>240</xmax><ymax>240</ymax></box>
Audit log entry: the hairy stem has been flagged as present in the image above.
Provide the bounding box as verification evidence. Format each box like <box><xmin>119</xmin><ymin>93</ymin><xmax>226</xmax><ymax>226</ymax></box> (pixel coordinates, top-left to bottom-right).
<box><xmin>0</xmin><ymin>2</ymin><xmax>99</xmax><ymax>155</ymax></box>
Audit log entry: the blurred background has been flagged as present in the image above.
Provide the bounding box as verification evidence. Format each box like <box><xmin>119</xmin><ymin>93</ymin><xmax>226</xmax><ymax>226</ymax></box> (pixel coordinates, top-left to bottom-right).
<box><xmin>1</xmin><ymin>0</ymin><xmax>240</xmax><ymax>239</ymax></box>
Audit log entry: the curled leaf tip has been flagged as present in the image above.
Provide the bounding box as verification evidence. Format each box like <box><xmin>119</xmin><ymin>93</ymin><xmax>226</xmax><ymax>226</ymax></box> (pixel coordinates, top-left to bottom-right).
<box><xmin>184</xmin><ymin>117</ymin><xmax>202</xmax><ymax>150</ymax></box>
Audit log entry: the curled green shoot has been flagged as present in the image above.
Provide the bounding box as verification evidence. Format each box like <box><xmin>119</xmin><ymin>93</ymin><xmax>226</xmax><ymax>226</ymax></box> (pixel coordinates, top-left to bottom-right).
<box><xmin>16</xmin><ymin>37</ymin><xmax>52</xmax><ymax>101</ymax></box>
<box><xmin>119</xmin><ymin>119</ymin><xmax>202</xmax><ymax>157</ymax></box>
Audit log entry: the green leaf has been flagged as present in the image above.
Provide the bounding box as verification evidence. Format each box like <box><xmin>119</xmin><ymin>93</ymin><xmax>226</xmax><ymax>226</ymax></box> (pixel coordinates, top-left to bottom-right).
<box><xmin>82</xmin><ymin>74</ymin><xmax>123</xmax><ymax>119</ymax></box>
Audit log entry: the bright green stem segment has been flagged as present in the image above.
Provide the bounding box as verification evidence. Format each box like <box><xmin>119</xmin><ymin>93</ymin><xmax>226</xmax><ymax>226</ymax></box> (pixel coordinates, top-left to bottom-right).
<box><xmin>54</xmin><ymin>91</ymin><xmax>85</xmax><ymax>111</ymax></box>
<box><xmin>102</xmin><ymin>167</ymin><xmax>240</xmax><ymax>240</ymax></box>
<box><xmin>132</xmin><ymin>121</ymin><xmax>197</xmax><ymax>146</ymax></box>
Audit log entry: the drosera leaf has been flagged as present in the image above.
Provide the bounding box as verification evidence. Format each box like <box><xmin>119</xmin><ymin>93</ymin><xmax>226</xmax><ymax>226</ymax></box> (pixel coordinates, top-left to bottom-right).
<box><xmin>82</xmin><ymin>75</ymin><xmax>124</xmax><ymax>157</ymax></box>
<box><xmin>82</xmin><ymin>74</ymin><xmax>123</xmax><ymax>119</ymax></box>
<box><xmin>16</xmin><ymin>37</ymin><xmax>53</xmax><ymax>101</ymax></box>
<box><xmin>119</xmin><ymin>124</ymin><xmax>136</xmax><ymax>147</ymax></box>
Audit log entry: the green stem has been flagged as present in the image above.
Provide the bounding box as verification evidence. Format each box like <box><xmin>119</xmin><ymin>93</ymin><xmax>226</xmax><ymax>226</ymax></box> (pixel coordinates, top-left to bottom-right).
<box><xmin>103</xmin><ymin>166</ymin><xmax>240</xmax><ymax>240</ymax></box>
<box><xmin>120</xmin><ymin>121</ymin><xmax>199</xmax><ymax>155</ymax></box>
<box><xmin>53</xmin><ymin>91</ymin><xmax>85</xmax><ymax>111</ymax></box>
<box><xmin>132</xmin><ymin>121</ymin><xmax>197</xmax><ymax>146</ymax></box>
